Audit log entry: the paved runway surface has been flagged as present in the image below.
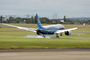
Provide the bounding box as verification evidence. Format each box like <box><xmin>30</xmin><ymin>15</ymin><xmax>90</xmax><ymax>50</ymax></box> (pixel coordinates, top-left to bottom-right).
<box><xmin>0</xmin><ymin>49</ymin><xmax>90</xmax><ymax>60</ymax></box>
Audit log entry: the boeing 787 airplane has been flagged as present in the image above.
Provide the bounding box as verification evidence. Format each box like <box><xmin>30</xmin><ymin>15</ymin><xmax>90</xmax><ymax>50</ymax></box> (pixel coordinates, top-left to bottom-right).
<box><xmin>3</xmin><ymin>14</ymin><xmax>82</xmax><ymax>38</ymax></box>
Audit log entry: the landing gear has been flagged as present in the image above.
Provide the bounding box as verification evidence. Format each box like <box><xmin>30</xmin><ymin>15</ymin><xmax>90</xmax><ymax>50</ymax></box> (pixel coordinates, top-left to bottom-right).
<box><xmin>56</xmin><ymin>34</ymin><xmax>59</xmax><ymax>38</ymax></box>
<box><xmin>60</xmin><ymin>33</ymin><xmax>62</xmax><ymax>36</ymax></box>
<box><xmin>43</xmin><ymin>35</ymin><xmax>45</xmax><ymax>38</ymax></box>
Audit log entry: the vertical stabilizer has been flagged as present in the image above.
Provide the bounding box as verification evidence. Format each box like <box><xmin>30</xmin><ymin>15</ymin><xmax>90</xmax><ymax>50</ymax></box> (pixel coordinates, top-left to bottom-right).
<box><xmin>36</xmin><ymin>14</ymin><xmax>44</xmax><ymax>29</ymax></box>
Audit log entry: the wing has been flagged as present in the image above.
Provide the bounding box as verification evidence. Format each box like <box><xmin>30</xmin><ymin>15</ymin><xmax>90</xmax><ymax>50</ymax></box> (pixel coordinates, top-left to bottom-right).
<box><xmin>3</xmin><ymin>23</ymin><xmax>36</xmax><ymax>32</ymax></box>
<box><xmin>54</xmin><ymin>27</ymin><xmax>78</xmax><ymax>34</ymax></box>
<box><xmin>54</xmin><ymin>25</ymin><xmax>85</xmax><ymax>34</ymax></box>
<box><xmin>55</xmin><ymin>25</ymin><xmax>85</xmax><ymax>34</ymax></box>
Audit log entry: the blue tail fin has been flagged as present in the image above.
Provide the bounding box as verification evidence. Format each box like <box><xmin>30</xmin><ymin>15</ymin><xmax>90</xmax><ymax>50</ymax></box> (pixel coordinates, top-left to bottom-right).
<box><xmin>36</xmin><ymin>14</ymin><xmax>45</xmax><ymax>30</ymax></box>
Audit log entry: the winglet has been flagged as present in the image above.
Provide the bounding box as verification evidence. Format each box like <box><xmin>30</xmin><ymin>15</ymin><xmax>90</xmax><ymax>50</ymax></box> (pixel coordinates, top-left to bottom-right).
<box><xmin>36</xmin><ymin>14</ymin><xmax>45</xmax><ymax>30</ymax></box>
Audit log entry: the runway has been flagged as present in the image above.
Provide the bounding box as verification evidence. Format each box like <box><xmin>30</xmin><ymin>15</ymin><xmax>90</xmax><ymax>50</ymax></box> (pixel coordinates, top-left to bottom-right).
<box><xmin>0</xmin><ymin>49</ymin><xmax>90</xmax><ymax>60</ymax></box>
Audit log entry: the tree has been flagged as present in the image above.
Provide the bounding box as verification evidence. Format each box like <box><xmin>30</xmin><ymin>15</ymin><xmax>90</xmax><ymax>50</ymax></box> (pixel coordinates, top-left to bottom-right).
<box><xmin>34</xmin><ymin>16</ymin><xmax>37</xmax><ymax>23</ymax></box>
<box><xmin>15</xmin><ymin>20</ymin><xmax>19</xmax><ymax>23</ymax></box>
<box><xmin>30</xmin><ymin>16</ymin><xmax>34</xmax><ymax>23</ymax></box>
<box><xmin>63</xmin><ymin>16</ymin><xmax>66</xmax><ymax>22</ymax></box>
<box><xmin>0</xmin><ymin>15</ymin><xmax>3</xmax><ymax>23</ymax></box>
<box><xmin>9</xmin><ymin>16</ymin><xmax>14</xmax><ymax>23</ymax></box>
<box><xmin>6</xmin><ymin>20</ymin><xmax>10</xmax><ymax>23</ymax></box>
<box><xmin>40</xmin><ymin>17</ymin><xmax>50</xmax><ymax>24</ymax></box>
<box><xmin>16</xmin><ymin>17</ymin><xmax>21</xmax><ymax>20</ymax></box>
<box><xmin>52</xmin><ymin>21</ymin><xmax>56</xmax><ymax>24</ymax></box>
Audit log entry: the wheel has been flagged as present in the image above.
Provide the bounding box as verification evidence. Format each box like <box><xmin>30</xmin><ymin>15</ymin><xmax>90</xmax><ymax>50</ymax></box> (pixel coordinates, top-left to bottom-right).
<box><xmin>43</xmin><ymin>35</ymin><xmax>45</xmax><ymax>38</ymax></box>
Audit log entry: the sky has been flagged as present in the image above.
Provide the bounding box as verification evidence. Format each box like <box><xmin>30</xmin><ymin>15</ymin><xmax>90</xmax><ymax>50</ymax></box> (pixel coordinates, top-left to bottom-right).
<box><xmin>0</xmin><ymin>0</ymin><xmax>90</xmax><ymax>19</ymax></box>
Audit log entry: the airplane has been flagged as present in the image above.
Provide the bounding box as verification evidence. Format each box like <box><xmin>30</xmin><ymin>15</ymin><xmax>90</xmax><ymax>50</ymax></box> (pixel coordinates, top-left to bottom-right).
<box><xmin>3</xmin><ymin>14</ymin><xmax>83</xmax><ymax>38</ymax></box>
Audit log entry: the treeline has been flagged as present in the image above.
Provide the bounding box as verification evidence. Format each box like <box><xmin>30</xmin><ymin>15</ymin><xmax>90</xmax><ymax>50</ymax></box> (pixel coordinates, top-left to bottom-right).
<box><xmin>0</xmin><ymin>15</ymin><xmax>63</xmax><ymax>24</ymax></box>
<box><xmin>0</xmin><ymin>15</ymin><xmax>90</xmax><ymax>24</ymax></box>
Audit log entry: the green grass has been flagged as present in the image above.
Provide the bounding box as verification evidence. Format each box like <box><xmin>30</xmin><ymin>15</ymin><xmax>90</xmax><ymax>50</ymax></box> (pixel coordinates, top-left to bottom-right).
<box><xmin>0</xmin><ymin>23</ymin><xmax>90</xmax><ymax>49</ymax></box>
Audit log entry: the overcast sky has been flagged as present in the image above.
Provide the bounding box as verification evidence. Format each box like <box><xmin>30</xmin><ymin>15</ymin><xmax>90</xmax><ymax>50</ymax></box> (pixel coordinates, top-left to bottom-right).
<box><xmin>0</xmin><ymin>0</ymin><xmax>90</xmax><ymax>19</ymax></box>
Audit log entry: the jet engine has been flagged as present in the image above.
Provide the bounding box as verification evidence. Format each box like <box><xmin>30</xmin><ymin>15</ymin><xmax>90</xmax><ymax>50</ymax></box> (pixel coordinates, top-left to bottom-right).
<box><xmin>65</xmin><ymin>31</ymin><xmax>71</xmax><ymax>36</ymax></box>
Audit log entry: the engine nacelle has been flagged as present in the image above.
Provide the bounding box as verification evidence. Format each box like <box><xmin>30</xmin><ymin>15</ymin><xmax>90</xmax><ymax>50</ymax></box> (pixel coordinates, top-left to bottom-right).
<box><xmin>65</xmin><ymin>31</ymin><xmax>71</xmax><ymax>36</ymax></box>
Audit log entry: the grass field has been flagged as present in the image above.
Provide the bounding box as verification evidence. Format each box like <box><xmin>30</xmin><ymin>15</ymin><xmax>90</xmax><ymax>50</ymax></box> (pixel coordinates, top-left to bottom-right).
<box><xmin>0</xmin><ymin>23</ymin><xmax>90</xmax><ymax>49</ymax></box>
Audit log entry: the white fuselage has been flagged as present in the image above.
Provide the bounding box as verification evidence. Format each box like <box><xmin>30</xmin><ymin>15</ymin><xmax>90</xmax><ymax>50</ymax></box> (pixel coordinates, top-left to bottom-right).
<box><xmin>37</xmin><ymin>24</ymin><xmax>65</xmax><ymax>35</ymax></box>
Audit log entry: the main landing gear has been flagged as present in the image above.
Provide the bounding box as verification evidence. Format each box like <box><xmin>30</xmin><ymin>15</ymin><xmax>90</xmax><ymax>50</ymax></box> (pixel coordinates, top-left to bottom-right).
<box><xmin>60</xmin><ymin>33</ymin><xmax>62</xmax><ymax>36</ymax></box>
<box><xmin>56</xmin><ymin>34</ymin><xmax>59</xmax><ymax>38</ymax></box>
<box><xmin>43</xmin><ymin>35</ymin><xmax>45</xmax><ymax>38</ymax></box>
<box><xmin>56</xmin><ymin>33</ymin><xmax>62</xmax><ymax>38</ymax></box>
<box><xmin>42</xmin><ymin>33</ymin><xmax>62</xmax><ymax>38</ymax></box>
